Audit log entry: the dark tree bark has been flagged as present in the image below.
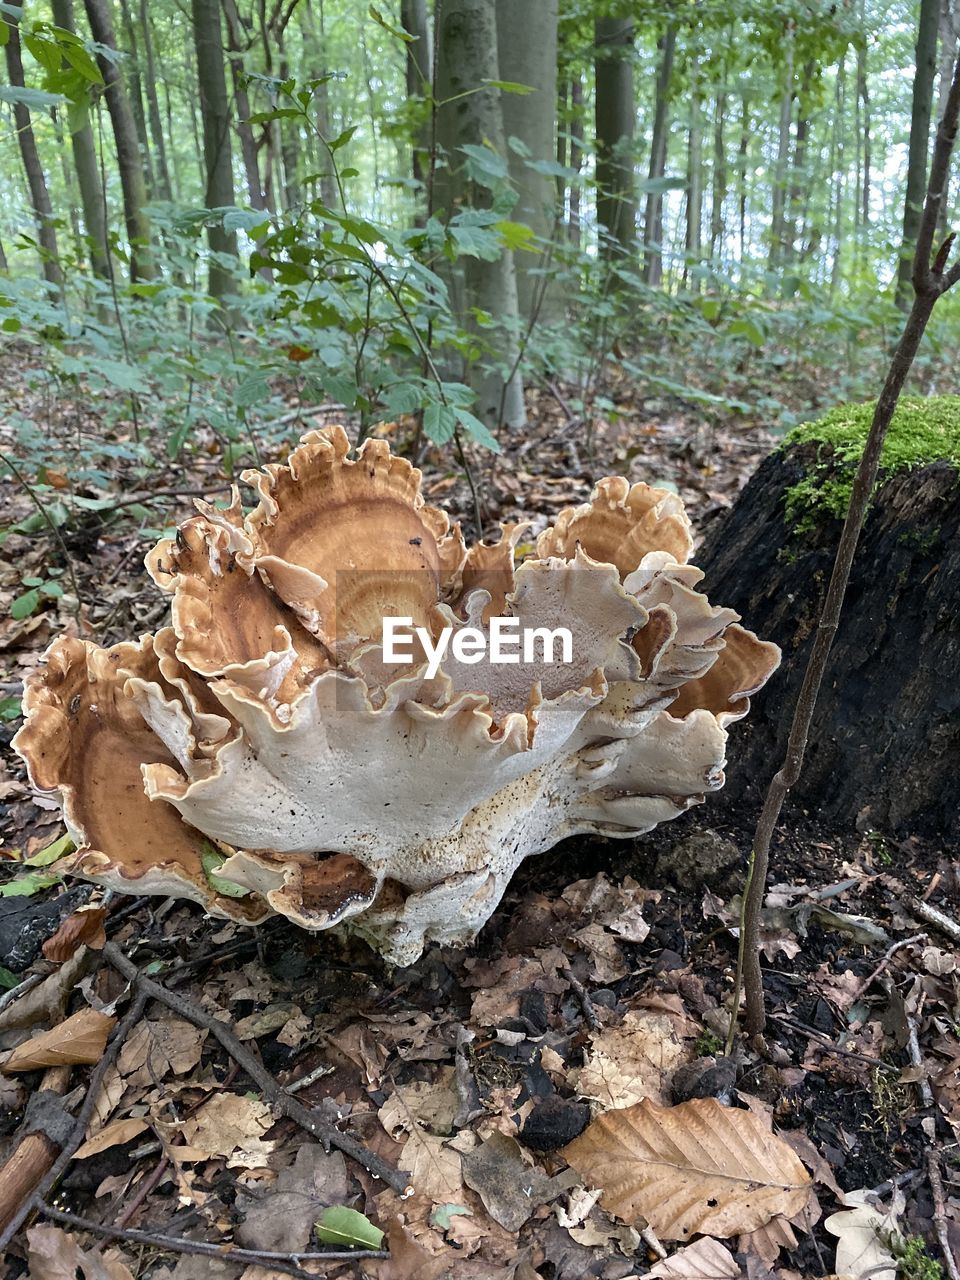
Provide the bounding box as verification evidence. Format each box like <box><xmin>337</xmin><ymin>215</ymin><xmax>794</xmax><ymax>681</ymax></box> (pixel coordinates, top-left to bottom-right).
<box><xmin>118</xmin><ymin>0</ymin><xmax>154</xmax><ymax>196</ymax></box>
<box><xmin>83</xmin><ymin>0</ymin><xmax>154</xmax><ymax>279</ymax></box>
<box><xmin>699</xmin><ymin>443</ymin><xmax>960</xmax><ymax>840</ymax></box>
<box><xmin>643</xmin><ymin>22</ymin><xmax>675</xmax><ymax>284</ymax></box>
<box><xmin>710</xmin><ymin>88</ymin><xmax>726</xmax><ymax>259</ymax></box>
<box><xmin>895</xmin><ymin>0</ymin><xmax>940</xmax><ymax>309</ymax></box>
<box><xmin>768</xmin><ymin>19</ymin><xmax>794</xmax><ymax>274</ymax></box>
<box><xmin>192</xmin><ymin>0</ymin><xmax>239</xmax><ymax>302</ymax></box>
<box><xmin>3</xmin><ymin>9</ymin><xmax>63</xmax><ymax>288</ymax></box>
<box><xmin>594</xmin><ymin>16</ymin><xmax>636</xmax><ymax>255</ymax></box>
<box><xmin>401</xmin><ymin>0</ymin><xmax>432</xmax><ymax>191</ymax></box>
<box><xmin>685</xmin><ymin>50</ymin><xmax>702</xmax><ymax>289</ymax></box>
<box><xmin>50</xmin><ymin>0</ymin><xmax>110</xmax><ymax>279</ymax></box>
<box><xmin>568</xmin><ymin>75</ymin><xmax>584</xmax><ymax>247</ymax></box>
<box><xmin>138</xmin><ymin>0</ymin><xmax>174</xmax><ymax>201</ymax></box>
<box><xmin>221</xmin><ymin>0</ymin><xmax>268</xmax><ymax>210</ymax></box>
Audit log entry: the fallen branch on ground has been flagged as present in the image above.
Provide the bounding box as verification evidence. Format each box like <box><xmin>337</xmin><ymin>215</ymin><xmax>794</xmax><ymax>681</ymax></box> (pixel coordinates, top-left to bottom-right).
<box><xmin>34</xmin><ymin>1202</ymin><xmax>388</xmax><ymax>1276</ymax></box>
<box><xmin>101</xmin><ymin>942</ymin><xmax>412</xmax><ymax>1196</ymax></box>
<box><xmin>906</xmin><ymin>1007</ymin><xmax>960</xmax><ymax>1280</ymax></box>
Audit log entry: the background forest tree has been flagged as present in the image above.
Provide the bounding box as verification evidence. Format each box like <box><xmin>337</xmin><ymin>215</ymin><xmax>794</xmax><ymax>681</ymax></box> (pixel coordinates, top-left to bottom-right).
<box><xmin>0</xmin><ymin>0</ymin><xmax>958</xmax><ymax>484</ymax></box>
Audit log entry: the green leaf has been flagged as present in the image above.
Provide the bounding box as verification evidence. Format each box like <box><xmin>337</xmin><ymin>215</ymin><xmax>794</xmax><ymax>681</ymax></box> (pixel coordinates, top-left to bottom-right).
<box><xmin>454</xmin><ymin>408</ymin><xmax>500</xmax><ymax>453</ymax></box>
<box><xmin>638</xmin><ymin>174</ymin><xmax>687</xmax><ymax>194</ymax></box>
<box><xmin>222</xmin><ymin>207</ymin><xmax>270</xmax><ymax>235</ymax></box>
<box><xmin>0</xmin><ymin>84</ymin><xmax>65</xmax><ymax>109</ymax></box>
<box><xmin>422</xmin><ymin>402</ymin><xmax>457</xmax><ymax>445</ymax></box>
<box><xmin>429</xmin><ymin>1204</ymin><xmax>473</xmax><ymax>1230</ymax></box>
<box><xmin>24</xmin><ymin>33</ymin><xmax>62</xmax><ymax>74</ymax></box>
<box><xmin>315</xmin><ymin>1206</ymin><xmax>384</xmax><ymax>1250</ymax></box>
<box><xmin>26</xmin><ymin>832</ymin><xmax>75</xmax><ymax>866</ymax></box>
<box><xmin>483</xmin><ymin>78</ymin><xmax>533</xmax><ymax>95</ymax></box>
<box><xmin>10</xmin><ymin>588</ymin><xmax>40</xmax><ymax>619</ymax></box>
<box><xmin>495</xmin><ymin>219</ymin><xmax>536</xmax><ymax>253</ymax></box>
<box><xmin>60</xmin><ymin>42</ymin><xmax>102</xmax><ymax>84</ymax></box>
<box><xmin>729</xmin><ymin>317</ymin><xmax>766</xmax><ymax>348</ymax></box>
<box><xmin>201</xmin><ymin>845</ymin><xmax>250</xmax><ymax>899</ymax></box>
<box><xmin>0</xmin><ymin>870</ymin><xmax>63</xmax><ymax>898</ymax></box>
<box><xmin>368</xmin><ymin>4</ymin><xmax>414</xmax><ymax>42</ymax></box>
<box><xmin>0</xmin><ymin>695</ymin><xmax>21</xmax><ymax>722</ymax></box>
<box><xmin>459</xmin><ymin>142</ymin><xmax>509</xmax><ymax>184</ymax></box>
<box><xmin>0</xmin><ymin>965</ymin><xmax>19</xmax><ymax>990</ymax></box>
<box><xmin>328</xmin><ymin>124</ymin><xmax>357</xmax><ymax>152</ymax></box>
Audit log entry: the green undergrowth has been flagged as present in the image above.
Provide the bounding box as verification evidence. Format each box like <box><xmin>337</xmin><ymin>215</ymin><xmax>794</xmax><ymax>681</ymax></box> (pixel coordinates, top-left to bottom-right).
<box><xmin>782</xmin><ymin>395</ymin><xmax>960</xmax><ymax>530</ymax></box>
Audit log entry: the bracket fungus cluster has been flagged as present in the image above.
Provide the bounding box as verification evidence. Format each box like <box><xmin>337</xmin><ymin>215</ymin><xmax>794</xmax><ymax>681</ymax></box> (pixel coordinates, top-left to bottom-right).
<box><xmin>14</xmin><ymin>427</ymin><xmax>779</xmax><ymax>964</ymax></box>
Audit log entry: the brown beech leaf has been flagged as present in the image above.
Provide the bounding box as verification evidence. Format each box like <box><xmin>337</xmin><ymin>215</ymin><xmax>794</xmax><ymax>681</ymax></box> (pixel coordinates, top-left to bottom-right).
<box><xmin>647</xmin><ymin>1237</ymin><xmax>741</xmax><ymax>1278</ymax></box>
<box><xmin>562</xmin><ymin>1097</ymin><xmax>812</xmax><ymax>1241</ymax></box>
<box><xmin>74</xmin><ymin>1117</ymin><xmax>148</xmax><ymax>1160</ymax></box>
<box><xmin>42</xmin><ymin>907</ymin><xmax>108</xmax><ymax>962</ymax></box>
<box><xmin>2</xmin><ymin>1008</ymin><xmax>115</xmax><ymax>1074</ymax></box>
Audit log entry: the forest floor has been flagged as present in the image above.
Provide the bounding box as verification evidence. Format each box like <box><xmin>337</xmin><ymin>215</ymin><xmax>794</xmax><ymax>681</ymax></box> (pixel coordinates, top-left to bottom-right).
<box><xmin>1</xmin><ymin>347</ymin><xmax>958</xmax><ymax>1280</ymax></box>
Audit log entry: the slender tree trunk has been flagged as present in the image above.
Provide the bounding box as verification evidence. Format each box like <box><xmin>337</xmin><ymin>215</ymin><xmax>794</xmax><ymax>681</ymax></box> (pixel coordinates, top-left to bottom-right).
<box><xmin>643</xmin><ymin>22</ymin><xmax>675</xmax><ymax>285</ymax></box>
<box><xmin>138</xmin><ymin>0</ymin><xmax>173</xmax><ymax>201</ymax></box>
<box><xmin>278</xmin><ymin>41</ymin><xmax>302</xmax><ymax>209</ymax></box>
<box><xmin>83</xmin><ymin>0</ymin><xmax>154</xmax><ymax>279</ymax></box>
<box><xmin>301</xmin><ymin>0</ymin><xmax>336</xmax><ymax>208</ymax></box>
<box><xmin>936</xmin><ymin>0</ymin><xmax>960</xmax><ymax>235</ymax></box>
<box><xmin>221</xmin><ymin>0</ymin><xmax>268</xmax><ymax>210</ymax></box>
<box><xmin>435</xmin><ymin>0</ymin><xmax>525</xmax><ymax>428</ymax></box>
<box><xmin>710</xmin><ymin>88</ymin><xmax>726</xmax><ymax>260</ymax></box>
<box><xmin>50</xmin><ymin>0</ymin><xmax>109</xmax><ymax>279</ymax></box>
<box><xmin>768</xmin><ymin>19</ymin><xmax>795</xmax><ymax>275</ymax></box>
<box><xmin>785</xmin><ymin>59</ymin><xmax>814</xmax><ymax>273</ymax></box>
<box><xmin>3</xmin><ymin>10</ymin><xmax>63</xmax><ymax>288</ymax></box>
<box><xmin>738</xmin><ymin>92</ymin><xmax>749</xmax><ymax>273</ymax></box>
<box><xmin>401</xmin><ymin>0</ymin><xmax>432</xmax><ymax>192</ymax></box>
<box><xmin>192</xmin><ymin>0</ymin><xmax>239</xmax><ymax>303</ymax></box>
<box><xmin>685</xmin><ymin>51</ymin><xmax>702</xmax><ymax>290</ymax></box>
<box><xmin>895</xmin><ymin>0</ymin><xmax>939</xmax><ymax>309</ymax></box>
<box><xmin>496</xmin><ymin>0</ymin><xmax>559</xmax><ymax>320</ymax></box>
<box><xmin>858</xmin><ymin>23</ymin><xmax>871</xmax><ymax>227</ymax></box>
<box><xmin>595</xmin><ymin>16</ymin><xmax>636</xmax><ymax>256</ymax></box>
<box><xmin>830</xmin><ymin>55</ymin><xmax>847</xmax><ymax>295</ymax></box>
<box><xmin>118</xmin><ymin>0</ymin><xmax>154</xmax><ymax>196</ymax></box>
<box><xmin>556</xmin><ymin>77</ymin><xmax>568</xmax><ymax>216</ymax></box>
<box><xmin>568</xmin><ymin>75</ymin><xmax>583</xmax><ymax>248</ymax></box>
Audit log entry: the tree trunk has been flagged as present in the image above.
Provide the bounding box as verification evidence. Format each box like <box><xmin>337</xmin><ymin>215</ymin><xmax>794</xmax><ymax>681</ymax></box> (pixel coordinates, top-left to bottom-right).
<box><xmin>496</xmin><ymin>0</ymin><xmax>559</xmax><ymax>321</ymax></box>
<box><xmin>300</xmin><ymin>0</ymin><xmax>336</xmax><ymax>209</ymax></box>
<box><xmin>829</xmin><ymin>55</ymin><xmax>846</xmax><ymax>295</ymax></box>
<box><xmin>435</xmin><ymin>0</ymin><xmax>525</xmax><ymax>428</ymax></box>
<box><xmin>83</xmin><ymin>0</ymin><xmax>154</xmax><ymax>280</ymax></box>
<box><xmin>118</xmin><ymin>0</ymin><xmax>154</xmax><ymax>196</ymax></box>
<box><xmin>737</xmin><ymin>92</ymin><xmax>748</xmax><ymax>273</ymax></box>
<box><xmin>138</xmin><ymin>0</ymin><xmax>173</xmax><ymax>201</ymax></box>
<box><xmin>594</xmin><ymin>16</ymin><xmax>636</xmax><ymax>256</ymax></box>
<box><xmin>858</xmin><ymin>23</ymin><xmax>871</xmax><ymax>228</ymax></box>
<box><xmin>642</xmin><ymin>22</ymin><xmax>674</xmax><ymax>285</ymax></box>
<box><xmin>192</xmin><ymin>0</ymin><xmax>239</xmax><ymax>303</ymax></box>
<box><xmin>685</xmin><ymin>51</ymin><xmax>702</xmax><ymax>290</ymax></box>
<box><xmin>221</xmin><ymin>0</ymin><xmax>268</xmax><ymax>210</ymax></box>
<box><xmin>710</xmin><ymin>88</ymin><xmax>726</xmax><ymax>260</ymax></box>
<box><xmin>936</xmin><ymin>0</ymin><xmax>960</xmax><ymax>236</ymax></box>
<box><xmin>895</xmin><ymin>0</ymin><xmax>939</xmax><ymax>310</ymax></box>
<box><xmin>768</xmin><ymin>20</ymin><xmax>795</xmax><ymax>275</ymax></box>
<box><xmin>401</xmin><ymin>0</ymin><xmax>432</xmax><ymax>193</ymax></box>
<box><xmin>568</xmin><ymin>75</ymin><xmax>583</xmax><ymax>247</ymax></box>
<box><xmin>50</xmin><ymin>0</ymin><xmax>109</xmax><ymax>279</ymax></box>
<box><xmin>3</xmin><ymin>9</ymin><xmax>63</xmax><ymax>288</ymax></box>
<box><xmin>699</xmin><ymin>442</ymin><xmax>960</xmax><ymax>840</ymax></box>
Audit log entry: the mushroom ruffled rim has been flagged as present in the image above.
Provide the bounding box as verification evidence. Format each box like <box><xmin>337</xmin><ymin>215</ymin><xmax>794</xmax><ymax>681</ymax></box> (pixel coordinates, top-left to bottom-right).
<box><xmin>13</xmin><ymin>426</ymin><xmax>781</xmax><ymax>961</ymax></box>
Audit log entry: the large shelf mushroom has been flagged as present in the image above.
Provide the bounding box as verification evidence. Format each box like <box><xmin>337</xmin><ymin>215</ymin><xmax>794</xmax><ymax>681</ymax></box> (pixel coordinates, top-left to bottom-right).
<box><xmin>14</xmin><ymin>427</ymin><xmax>779</xmax><ymax>964</ymax></box>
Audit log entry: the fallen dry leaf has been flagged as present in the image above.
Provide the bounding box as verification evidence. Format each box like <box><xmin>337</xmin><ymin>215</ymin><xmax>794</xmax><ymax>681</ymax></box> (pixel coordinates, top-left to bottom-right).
<box><xmin>461</xmin><ymin>1131</ymin><xmax>578</xmax><ymax>1231</ymax></box>
<box><xmin>2</xmin><ymin>1007</ymin><xmax>115</xmax><ymax>1074</ymax></box>
<box><xmin>575</xmin><ymin>1009</ymin><xmax>689</xmax><ymax>1108</ymax></box>
<box><xmin>42</xmin><ymin>906</ymin><xmax>108</xmax><ymax>962</ymax></box>
<box><xmin>647</xmin><ymin>1236</ymin><xmax>741</xmax><ymax>1278</ymax></box>
<box><xmin>378</xmin><ymin>1070</ymin><xmax>458</xmax><ymax>1138</ymax></box>
<box><xmin>179</xmin><ymin>1092</ymin><xmax>275</xmax><ymax>1165</ymax></box>
<box><xmin>399</xmin><ymin>1126</ymin><xmax>465</xmax><ymax>1204</ymax></box>
<box><xmin>562</xmin><ymin>1097</ymin><xmax>812</xmax><ymax>1240</ymax></box>
<box><xmin>117</xmin><ymin>1017</ymin><xmax>205</xmax><ymax>1085</ymax></box>
<box><xmin>74</xmin><ymin>1117</ymin><xmax>148</xmax><ymax>1160</ymax></box>
<box><xmin>823</xmin><ymin>1189</ymin><xmax>900</xmax><ymax>1280</ymax></box>
<box><xmin>25</xmin><ymin>1224</ymin><xmax>134</xmax><ymax>1280</ymax></box>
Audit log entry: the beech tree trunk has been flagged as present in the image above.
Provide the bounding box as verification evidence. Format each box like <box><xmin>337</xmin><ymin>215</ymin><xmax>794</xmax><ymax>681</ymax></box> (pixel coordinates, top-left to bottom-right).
<box><xmin>51</xmin><ymin>0</ymin><xmax>110</xmax><ymax>279</ymax></box>
<box><xmin>496</xmin><ymin>0</ymin><xmax>559</xmax><ymax>322</ymax></box>
<box><xmin>685</xmin><ymin>51</ymin><xmax>702</xmax><ymax>290</ymax></box>
<box><xmin>699</xmin><ymin>445</ymin><xmax>960</xmax><ymax>839</ymax></box>
<box><xmin>138</xmin><ymin>0</ymin><xmax>174</xmax><ymax>201</ymax></box>
<box><xmin>896</xmin><ymin>0</ymin><xmax>939</xmax><ymax>309</ymax></box>
<box><xmin>192</xmin><ymin>0</ymin><xmax>239</xmax><ymax>303</ymax></box>
<box><xmin>3</xmin><ymin>9</ymin><xmax>63</xmax><ymax>289</ymax></box>
<box><xmin>84</xmin><ymin>0</ymin><xmax>154</xmax><ymax>280</ymax></box>
<box><xmin>221</xmin><ymin>0</ymin><xmax>268</xmax><ymax>210</ymax></box>
<box><xmin>435</xmin><ymin>0</ymin><xmax>525</xmax><ymax>429</ymax></box>
<box><xmin>595</xmin><ymin>16</ymin><xmax>636</xmax><ymax>255</ymax></box>
<box><xmin>643</xmin><ymin>23</ymin><xmax>675</xmax><ymax>285</ymax></box>
<box><xmin>768</xmin><ymin>20</ymin><xmax>794</xmax><ymax>274</ymax></box>
<box><xmin>401</xmin><ymin>0</ymin><xmax>432</xmax><ymax>192</ymax></box>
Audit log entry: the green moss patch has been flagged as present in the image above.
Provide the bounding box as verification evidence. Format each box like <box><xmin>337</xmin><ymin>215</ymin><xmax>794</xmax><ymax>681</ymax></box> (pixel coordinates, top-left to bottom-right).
<box><xmin>783</xmin><ymin>395</ymin><xmax>960</xmax><ymax>530</ymax></box>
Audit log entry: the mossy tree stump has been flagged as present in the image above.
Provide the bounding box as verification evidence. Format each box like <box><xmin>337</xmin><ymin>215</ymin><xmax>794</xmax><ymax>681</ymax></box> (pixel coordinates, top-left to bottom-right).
<box><xmin>699</xmin><ymin>396</ymin><xmax>960</xmax><ymax>839</ymax></box>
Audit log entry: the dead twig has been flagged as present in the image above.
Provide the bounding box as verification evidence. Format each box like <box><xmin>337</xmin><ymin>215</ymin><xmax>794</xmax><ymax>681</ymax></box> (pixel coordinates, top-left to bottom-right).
<box><xmin>560</xmin><ymin>966</ymin><xmax>600</xmax><ymax>1032</ymax></box>
<box><xmin>451</xmin><ymin>1024</ymin><xmax>482</xmax><ymax>1129</ymax></box>
<box><xmin>739</xmin><ymin>50</ymin><xmax>960</xmax><ymax>1040</ymax></box>
<box><xmin>0</xmin><ymin>991</ymin><xmax>148</xmax><ymax>1247</ymax></box>
<box><xmin>906</xmin><ymin>1012</ymin><xmax>960</xmax><ymax>1280</ymax></box>
<box><xmin>770</xmin><ymin>1014</ymin><xmax>899</xmax><ymax>1073</ymax></box>
<box><xmin>849</xmin><ymin>934</ymin><xmax>926</xmax><ymax>1003</ymax></box>
<box><xmin>101</xmin><ymin>942</ymin><xmax>412</xmax><ymax>1196</ymax></box>
<box><xmin>33</xmin><ymin>1202</ymin><xmax>388</xmax><ymax>1275</ymax></box>
<box><xmin>909</xmin><ymin>898</ymin><xmax>960</xmax><ymax>945</ymax></box>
